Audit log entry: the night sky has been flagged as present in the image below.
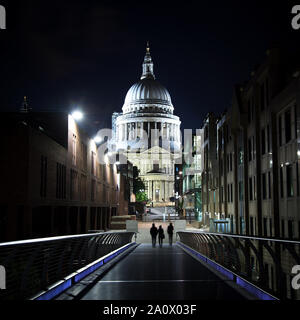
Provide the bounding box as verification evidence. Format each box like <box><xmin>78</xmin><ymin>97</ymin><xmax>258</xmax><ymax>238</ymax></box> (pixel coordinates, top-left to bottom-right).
<box><xmin>0</xmin><ymin>1</ymin><xmax>299</xmax><ymax>135</ymax></box>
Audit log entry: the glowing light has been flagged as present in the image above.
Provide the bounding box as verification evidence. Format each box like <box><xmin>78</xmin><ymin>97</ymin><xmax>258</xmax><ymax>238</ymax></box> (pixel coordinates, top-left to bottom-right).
<box><xmin>71</xmin><ymin>110</ymin><xmax>83</xmax><ymax>121</ymax></box>
<box><xmin>298</xmin><ymin>150</ymin><xmax>300</xmax><ymax>157</ymax></box>
<box><xmin>94</xmin><ymin>136</ymin><xmax>102</xmax><ymax>144</ymax></box>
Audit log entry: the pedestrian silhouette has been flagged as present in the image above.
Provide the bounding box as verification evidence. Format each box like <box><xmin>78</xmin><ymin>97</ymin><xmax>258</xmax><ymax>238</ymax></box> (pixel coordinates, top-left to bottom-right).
<box><xmin>158</xmin><ymin>225</ymin><xmax>165</xmax><ymax>247</ymax></box>
<box><xmin>150</xmin><ymin>223</ymin><xmax>158</xmax><ymax>247</ymax></box>
<box><xmin>167</xmin><ymin>223</ymin><xmax>174</xmax><ymax>246</ymax></box>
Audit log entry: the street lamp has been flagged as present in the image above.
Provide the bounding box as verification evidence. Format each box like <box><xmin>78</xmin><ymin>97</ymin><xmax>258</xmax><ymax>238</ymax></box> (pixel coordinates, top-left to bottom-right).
<box><xmin>93</xmin><ymin>135</ymin><xmax>103</xmax><ymax>144</ymax></box>
<box><xmin>71</xmin><ymin>110</ymin><xmax>83</xmax><ymax>121</ymax></box>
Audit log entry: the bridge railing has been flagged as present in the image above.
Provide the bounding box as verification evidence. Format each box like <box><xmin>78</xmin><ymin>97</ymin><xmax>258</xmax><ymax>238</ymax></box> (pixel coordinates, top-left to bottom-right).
<box><xmin>0</xmin><ymin>231</ymin><xmax>135</xmax><ymax>300</ymax></box>
<box><xmin>177</xmin><ymin>231</ymin><xmax>300</xmax><ymax>300</ymax></box>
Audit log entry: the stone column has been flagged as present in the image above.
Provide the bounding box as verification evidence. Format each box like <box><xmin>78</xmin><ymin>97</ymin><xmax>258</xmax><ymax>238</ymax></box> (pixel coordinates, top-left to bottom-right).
<box><xmin>169</xmin><ymin>182</ymin><xmax>173</xmax><ymax>198</ymax></box>
<box><xmin>167</xmin><ymin>182</ymin><xmax>170</xmax><ymax>200</ymax></box>
<box><xmin>146</xmin><ymin>180</ymin><xmax>149</xmax><ymax>200</ymax></box>
<box><xmin>135</xmin><ymin>122</ymin><xmax>138</xmax><ymax>139</ymax></box>
<box><xmin>160</xmin><ymin>180</ymin><xmax>163</xmax><ymax>201</ymax></box>
<box><xmin>167</xmin><ymin>123</ymin><xmax>169</xmax><ymax>140</ymax></box>
<box><xmin>148</xmin><ymin>122</ymin><xmax>150</xmax><ymax>139</ymax></box>
<box><xmin>171</xmin><ymin>124</ymin><xmax>174</xmax><ymax>141</ymax></box>
<box><xmin>151</xmin><ymin>180</ymin><xmax>154</xmax><ymax>202</ymax></box>
<box><xmin>130</xmin><ymin>123</ymin><xmax>133</xmax><ymax>140</ymax></box>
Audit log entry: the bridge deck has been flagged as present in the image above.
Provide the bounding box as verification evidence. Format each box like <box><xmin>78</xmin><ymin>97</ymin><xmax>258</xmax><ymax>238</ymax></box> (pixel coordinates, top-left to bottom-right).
<box><xmin>81</xmin><ymin>243</ymin><xmax>246</xmax><ymax>300</ymax></box>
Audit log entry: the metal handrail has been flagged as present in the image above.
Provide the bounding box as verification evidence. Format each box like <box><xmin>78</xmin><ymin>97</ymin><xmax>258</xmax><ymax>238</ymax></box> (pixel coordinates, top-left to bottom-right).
<box><xmin>177</xmin><ymin>231</ymin><xmax>300</xmax><ymax>300</ymax></box>
<box><xmin>179</xmin><ymin>230</ymin><xmax>300</xmax><ymax>245</ymax></box>
<box><xmin>0</xmin><ymin>232</ymin><xmax>135</xmax><ymax>300</ymax></box>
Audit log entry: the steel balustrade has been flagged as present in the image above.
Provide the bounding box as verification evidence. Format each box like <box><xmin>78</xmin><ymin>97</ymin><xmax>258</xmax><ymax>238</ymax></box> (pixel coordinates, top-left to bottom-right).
<box><xmin>177</xmin><ymin>231</ymin><xmax>300</xmax><ymax>300</ymax></box>
<box><xmin>0</xmin><ymin>231</ymin><xmax>135</xmax><ymax>300</ymax></box>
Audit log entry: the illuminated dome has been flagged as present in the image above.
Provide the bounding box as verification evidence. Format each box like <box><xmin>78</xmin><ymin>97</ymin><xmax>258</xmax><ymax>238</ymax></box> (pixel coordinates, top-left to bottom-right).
<box><xmin>122</xmin><ymin>44</ymin><xmax>174</xmax><ymax>114</ymax></box>
<box><xmin>123</xmin><ymin>78</ymin><xmax>173</xmax><ymax>114</ymax></box>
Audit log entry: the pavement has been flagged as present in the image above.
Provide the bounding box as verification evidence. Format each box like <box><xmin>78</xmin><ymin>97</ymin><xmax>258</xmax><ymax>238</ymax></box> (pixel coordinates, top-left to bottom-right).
<box><xmin>81</xmin><ymin>243</ymin><xmax>246</xmax><ymax>300</ymax></box>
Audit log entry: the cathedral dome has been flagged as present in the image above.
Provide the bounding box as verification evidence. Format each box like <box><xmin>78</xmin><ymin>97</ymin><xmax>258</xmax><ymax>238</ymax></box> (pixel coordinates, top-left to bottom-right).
<box><xmin>123</xmin><ymin>78</ymin><xmax>173</xmax><ymax>114</ymax></box>
<box><xmin>122</xmin><ymin>43</ymin><xmax>174</xmax><ymax>114</ymax></box>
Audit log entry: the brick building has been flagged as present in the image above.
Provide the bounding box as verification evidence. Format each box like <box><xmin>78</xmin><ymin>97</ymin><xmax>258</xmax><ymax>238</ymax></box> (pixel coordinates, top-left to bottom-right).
<box><xmin>0</xmin><ymin>111</ymin><xmax>130</xmax><ymax>242</ymax></box>
<box><xmin>199</xmin><ymin>48</ymin><xmax>300</xmax><ymax>298</ymax></box>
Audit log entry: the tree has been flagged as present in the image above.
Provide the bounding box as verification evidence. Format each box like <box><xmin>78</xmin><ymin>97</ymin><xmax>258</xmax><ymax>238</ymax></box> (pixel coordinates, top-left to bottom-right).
<box><xmin>136</xmin><ymin>191</ymin><xmax>148</xmax><ymax>203</ymax></box>
<box><xmin>133</xmin><ymin>166</ymin><xmax>148</xmax><ymax>203</ymax></box>
<box><xmin>133</xmin><ymin>166</ymin><xmax>145</xmax><ymax>195</ymax></box>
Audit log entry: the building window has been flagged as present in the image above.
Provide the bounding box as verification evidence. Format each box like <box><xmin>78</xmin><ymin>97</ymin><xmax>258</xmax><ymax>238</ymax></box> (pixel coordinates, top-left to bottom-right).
<box><xmin>281</xmin><ymin>220</ymin><xmax>285</xmax><ymax>238</ymax></box>
<box><xmin>153</xmin><ymin>163</ymin><xmax>159</xmax><ymax>171</ymax></box>
<box><xmin>253</xmin><ymin>175</ymin><xmax>256</xmax><ymax>200</ymax></box>
<box><xmin>249</xmin><ymin>177</ymin><xmax>253</xmax><ymax>201</ymax></box>
<box><xmin>262</xmin><ymin>173</ymin><xmax>267</xmax><ymax>200</ymax></box>
<box><xmin>280</xmin><ymin>167</ymin><xmax>284</xmax><ymax>198</ymax></box>
<box><xmin>81</xmin><ymin>143</ymin><xmax>87</xmax><ymax>171</ymax></box>
<box><xmin>70</xmin><ymin>169</ymin><xmax>78</xmax><ymax>200</ymax></box>
<box><xmin>239</xmin><ymin>181</ymin><xmax>243</xmax><ymax>201</ymax></box>
<box><xmin>263</xmin><ymin>217</ymin><xmax>268</xmax><ymax>236</ymax></box>
<box><xmin>227</xmin><ymin>184</ymin><xmax>230</xmax><ymax>203</ymax></box>
<box><xmin>40</xmin><ymin>156</ymin><xmax>48</xmax><ymax>198</ymax></box>
<box><xmin>221</xmin><ymin>186</ymin><xmax>224</xmax><ymax>203</ymax></box>
<box><xmin>91</xmin><ymin>151</ymin><xmax>96</xmax><ymax>176</ymax></box>
<box><xmin>250</xmin><ymin>217</ymin><xmax>254</xmax><ymax>235</ymax></box>
<box><xmin>56</xmin><ymin>163</ymin><xmax>66</xmax><ymax>199</ymax></box>
<box><xmin>103</xmin><ymin>185</ymin><xmax>107</xmax><ymax>203</ymax></box>
<box><xmin>230</xmin><ymin>184</ymin><xmax>233</xmax><ymax>202</ymax></box>
<box><xmin>285</xmin><ymin>110</ymin><xmax>292</xmax><ymax>143</ymax></box>
<box><xmin>286</xmin><ymin>164</ymin><xmax>294</xmax><ymax>197</ymax></box>
<box><xmin>80</xmin><ymin>175</ymin><xmax>87</xmax><ymax>201</ymax></box>
<box><xmin>72</xmin><ymin>134</ymin><xmax>77</xmax><ymax>166</ymax></box>
<box><xmin>261</xmin><ymin>128</ymin><xmax>266</xmax><ymax>155</ymax></box>
<box><xmin>288</xmin><ymin>220</ymin><xmax>294</xmax><ymax>239</ymax></box>
<box><xmin>248</xmin><ymin>138</ymin><xmax>252</xmax><ymax>162</ymax></box>
<box><xmin>268</xmin><ymin>171</ymin><xmax>272</xmax><ymax>199</ymax></box>
<box><xmin>102</xmin><ymin>164</ymin><xmax>107</xmax><ymax>182</ymax></box>
<box><xmin>238</xmin><ymin>148</ymin><xmax>243</xmax><ymax>165</ymax></box>
<box><xmin>269</xmin><ymin>218</ymin><xmax>272</xmax><ymax>237</ymax></box>
<box><xmin>91</xmin><ymin>179</ymin><xmax>96</xmax><ymax>202</ymax></box>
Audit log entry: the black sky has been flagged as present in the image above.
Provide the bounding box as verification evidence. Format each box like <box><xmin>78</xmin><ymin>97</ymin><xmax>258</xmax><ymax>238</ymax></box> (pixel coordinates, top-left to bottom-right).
<box><xmin>0</xmin><ymin>1</ymin><xmax>299</xmax><ymax>135</ymax></box>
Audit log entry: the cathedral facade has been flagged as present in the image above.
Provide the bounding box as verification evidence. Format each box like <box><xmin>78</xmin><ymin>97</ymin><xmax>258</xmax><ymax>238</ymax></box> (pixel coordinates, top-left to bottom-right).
<box><xmin>111</xmin><ymin>44</ymin><xmax>182</xmax><ymax>207</ymax></box>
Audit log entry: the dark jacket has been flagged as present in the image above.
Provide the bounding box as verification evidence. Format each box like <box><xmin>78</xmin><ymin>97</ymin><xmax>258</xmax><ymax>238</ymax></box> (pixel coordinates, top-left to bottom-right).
<box><xmin>150</xmin><ymin>226</ymin><xmax>158</xmax><ymax>237</ymax></box>
<box><xmin>158</xmin><ymin>227</ymin><xmax>164</xmax><ymax>239</ymax></box>
<box><xmin>167</xmin><ymin>225</ymin><xmax>174</xmax><ymax>235</ymax></box>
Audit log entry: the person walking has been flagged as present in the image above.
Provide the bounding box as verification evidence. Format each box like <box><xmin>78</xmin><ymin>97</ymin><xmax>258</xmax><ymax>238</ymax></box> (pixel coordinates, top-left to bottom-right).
<box><xmin>167</xmin><ymin>223</ymin><xmax>174</xmax><ymax>246</ymax></box>
<box><xmin>158</xmin><ymin>225</ymin><xmax>165</xmax><ymax>247</ymax></box>
<box><xmin>150</xmin><ymin>223</ymin><xmax>158</xmax><ymax>247</ymax></box>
